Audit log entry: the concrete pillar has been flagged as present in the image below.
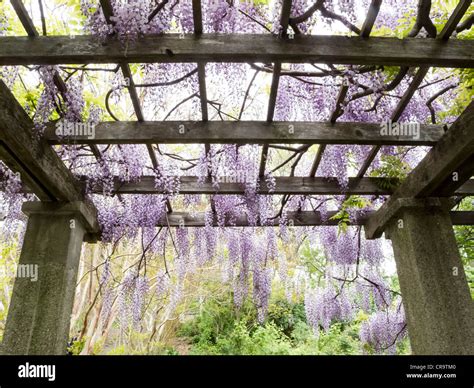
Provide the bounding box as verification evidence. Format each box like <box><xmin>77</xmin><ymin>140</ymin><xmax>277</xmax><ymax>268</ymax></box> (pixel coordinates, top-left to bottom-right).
<box><xmin>386</xmin><ymin>199</ymin><xmax>474</xmax><ymax>355</ymax></box>
<box><xmin>1</xmin><ymin>201</ymin><xmax>98</xmax><ymax>355</ymax></box>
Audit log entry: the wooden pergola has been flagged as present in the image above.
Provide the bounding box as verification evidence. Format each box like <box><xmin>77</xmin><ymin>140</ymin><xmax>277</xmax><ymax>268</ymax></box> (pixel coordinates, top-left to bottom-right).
<box><xmin>0</xmin><ymin>0</ymin><xmax>473</xmax><ymax>355</ymax></box>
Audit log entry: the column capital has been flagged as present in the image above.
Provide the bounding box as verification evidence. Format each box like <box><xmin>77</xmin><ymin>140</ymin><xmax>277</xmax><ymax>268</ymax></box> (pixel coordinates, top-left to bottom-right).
<box><xmin>22</xmin><ymin>201</ymin><xmax>100</xmax><ymax>236</ymax></box>
<box><xmin>364</xmin><ymin>197</ymin><xmax>454</xmax><ymax>239</ymax></box>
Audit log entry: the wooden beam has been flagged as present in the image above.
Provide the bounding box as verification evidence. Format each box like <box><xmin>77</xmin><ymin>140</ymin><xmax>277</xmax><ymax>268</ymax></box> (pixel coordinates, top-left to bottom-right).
<box><xmin>10</xmin><ymin>0</ymin><xmax>39</xmax><ymax>37</ymax></box>
<box><xmin>116</xmin><ymin>210</ymin><xmax>473</xmax><ymax>227</ymax></box>
<box><xmin>395</xmin><ymin>100</ymin><xmax>474</xmax><ymax>196</ymax></box>
<box><xmin>1</xmin><ymin>34</ymin><xmax>473</xmax><ymax>67</ymax></box>
<box><xmin>360</xmin><ymin>0</ymin><xmax>383</xmax><ymax>38</ymax></box>
<box><xmin>438</xmin><ymin>0</ymin><xmax>472</xmax><ymax>40</ymax></box>
<box><xmin>259</xmin><ymin>0</ymin><xmax>292</xmax><ymax>177</ymax></box>
<box><xmin>44</xmin><ymin>120</ymin><xmax>445</xmax><ymax>145</ymax></box>
<box><xmin>259</xmin><ymin>62</ymin><xmax>281</xmax><ymax>177</ymax></box>
<box><xmin>365</xmin><ymin>101</ymin><xmax>474</xmax><ymax>239</ymax></box>
<box><xmin>85</xmin><ymin>175</ymin><xmax>474</xmax><ymax>196</ymax></box>
<box><xmin>329</xmin><ymin>83</ymin><xmax>349</xmax><ymax>123</ymax></box>
<box><xmin>99</xmin><ymin>0</ymin><xmax>158</xmax><ymax>170</ymax></box>
<box><xmin>192</xmin><ymin>0</ymin><xmax>203</xmax><ymax>34</ymax></box>
<box><xmin>0</xmin><ymin>80</ymin><xmax>85</xmax><ymax>201</ymax></box>
<box><xmin>0</xmin><ymin>141</ymin><xmax>51</xmax><ymax>201</ymax></box>
<box><xmin>191</xmin><ymin>0</ymin><xmax>211</xmax><ymax>178</ymax></box>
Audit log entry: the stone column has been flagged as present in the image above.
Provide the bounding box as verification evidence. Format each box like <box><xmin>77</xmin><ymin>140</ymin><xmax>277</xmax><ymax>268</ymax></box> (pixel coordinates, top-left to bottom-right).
<box><xmin>1</xmin><ymin>201</ymin><xmax>98</xmax><ymax>355</ymax></box>
<box><xmin>385</xmin><ymin>199</ymin><xmax>474</xmax><ymax>355</ymax></box>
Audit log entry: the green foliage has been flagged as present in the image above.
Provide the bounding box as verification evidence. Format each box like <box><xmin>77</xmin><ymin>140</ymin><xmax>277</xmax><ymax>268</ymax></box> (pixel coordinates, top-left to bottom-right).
<box><xmin>330</xmin><ymin>196</ymin><xmax>371</xmax><ymax>234</ymax></box>
<box><xmin>67</xmin><ymin>337</ymin><xmax>86</xmax><ymax>355</ymax></box>
<box><xmin>0</xmin><ymin>239</ymin><xmax>19</xmax><ymax>342</ymax></box>
<box><xmin>178</xmin><ymin>297</ymin><xmax>257</xmax><ymax>346</ymax></box>
<box><xmin>179</xmin><ymin>295</ymin><xmax>366</xmax><ymax>355</ymax></box>
<box><xmin>370</xmin><ymin>154</ymin><xmax>409</xmax><ymax>190</ymax></box>
<box><xmin>267</xmin><ymin>299</ymin><xmax>306</xmax><ymax>337</ymax></box>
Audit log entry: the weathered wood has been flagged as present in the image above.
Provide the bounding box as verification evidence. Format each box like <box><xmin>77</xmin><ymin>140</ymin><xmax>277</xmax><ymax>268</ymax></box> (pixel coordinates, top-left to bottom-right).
<box><xmin>438</xmin><ymin>0</ymin><xmax>472</xmax><ymax>40</ymax></box>
<box><xmin>192</xmin><ymin>0</ymin><xmax>204</xmax><ymax>34</ymax></box>
<box><xmin>259</xmin><ymin>0</ymin><xmax>292</xmax><ymax>177</ymax></box>
<box><xmin>99</xmin><ymin>0</ymin><xmax>158</xmax><ymax>169</ymax></box>
<box><xmin>44</xmin><ymin>120</ymin><xmax>445</xmax><ymax>145</ymax></box>
<box><xmin>0</xmin><ymin>80</ymin><xmax>85</xmax><ymax>202</ymax></box>
<box><xmin>118</xmin><ymin>210</ymin><xmax>473</xmax><ymax>227</ymax></box>
<box><xmin>1</xmin><ymin>34</ymin><xmax>473</xmax><ymax>67</ymax></box>
<box><xmin>86</xmin><ymin>175</ymin><xmax>474</xmax><ymax>196</ymax></box>
<box><xmin>192</xmin><ymin>0</ymin><xmax>211</xmax><ymax>182</ymax></box>
<box><xmin>361</xmin><ymin>0</ymin><xmax>383</xmax><ymax>38</ymax></box>
<box><xmin>365</xmin><ymin>101</ymin><xmax>474</xmax><ymax>239</ymax></box>
<box><xmin>0</xmin><ymin>141</ymin><xmax>51</xmax><ymax>201</ymax></box>
<box><xmin>10</xmin><ymin>0</ymin><xmax>39</xmax><ymax>37</ymax></box>
<box><xmin>330</xmin><ymin>83</ymin><xmax>349</xmax><ymax>123</ymax></box>
<box><xmin>259</xmin><ymin>61</ymin><xmax>282</xmax><ymax>176</ymax></box>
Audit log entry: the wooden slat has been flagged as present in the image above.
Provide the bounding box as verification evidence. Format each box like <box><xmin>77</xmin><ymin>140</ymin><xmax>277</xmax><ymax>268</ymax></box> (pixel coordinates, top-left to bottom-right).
<box><xmin>86</xmin><ymin>175</ymin><xmax>474</xmax><ymax>196</ymax></box>
<box><xmin>10</xmin><ymin>0</ymin><xmax>39</xmax><ymax>37</ymax></box>
<box><xmin>1</xmin><ymin>34</ymin><xmax>473</xmax><ymax>67</ymax></box>
<box><xmin>44</xmin><ymin>120</ymin><xmax>446</xmax><ymax>146</ymax></box>
<box><xmin>438</xmin><ymin>0</ymin><xmax>472</xmax><ymax>40</ymax></box>
<box><xmin>329</xmin><ymin>83</ymin><xmax>349</xmax><ymax>123</ymax></box>
<box><xmin>365</xmin><ymin>101</ymin><xmax>474</xmax><ymax>238</ymax></box>
<box><xmin>259</xmin><ymin>62</ymin><xmax>281</xmax><ymax>177</ymax></box>
<box><xmin>259</xmin><ymin>0</ymin><xmax>292</xmax><ymax>177</ymax></box>
<box><xmin>361</xmin><ymin>0</ymin><xmax>383</xmax><ymax>38</ymax></box>
<box><xmin>192</xmin><ymin>0</ymin><xmax>210</xmax><ymax>178</ymax></box>
<box><xmin>192</xmin><ymin>0</ymin><xmax>204</xmax><ymax>34</ymax></box>
<box><xmin>120</xmin><ymin>63</ymin><xmax>159</xmax><ymax>168</ymax></box>
<box><xmin>309</xmin><ymin>145</ymin><xmax>326</xmax><ymax>177</ymax></box>
<box><xmin>112</xmin><ymin>210</ymin><xmax>473</xmax><ymax>227</ymax></box>
<box><xmin>99</xmin><ymin>0</ymin><xmax>159</xmax><ymax>169</ymax></box>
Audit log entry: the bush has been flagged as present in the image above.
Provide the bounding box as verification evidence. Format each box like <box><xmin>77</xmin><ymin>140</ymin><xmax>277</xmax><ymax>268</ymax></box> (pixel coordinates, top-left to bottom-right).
<box><xmin>178</xmin><ymin>295</ymin><xmax>368</xmax><ymax>355</ymax></box>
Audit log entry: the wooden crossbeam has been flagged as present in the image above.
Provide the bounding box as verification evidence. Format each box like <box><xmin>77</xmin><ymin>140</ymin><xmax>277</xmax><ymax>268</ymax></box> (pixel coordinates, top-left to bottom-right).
<box><xmin>44</xmin><ymin>120</ymin><xmax>445</xmax><ymax>145</ymax></box>
<box><xmin>85</xmin><ymin>175</ymin><xmax>474</xmax><ymax>196</ymax></box>
<box><xmin>118</xmin><ymin>210</ymin><xmax>474</xmax><ymax>227</ymax></box>
<box><xmin>355</xmin><ymin>0</ymin><xmax>472</xmax><ymax>178</ymax></box>
<box><xmin>365</xmin><ymin>101</ymin><xmax>474</xmax><ymax>239</ymax></box>
<box><xmin>1</xmin><ymin>34</ymin><xmax>473</xmax><ymax>67</ymax></box>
